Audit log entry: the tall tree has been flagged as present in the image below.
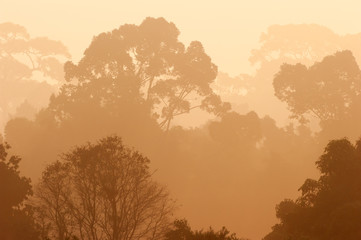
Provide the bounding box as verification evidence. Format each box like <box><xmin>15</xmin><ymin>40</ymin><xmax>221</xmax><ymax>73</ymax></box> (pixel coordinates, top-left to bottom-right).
<box><xmin>35</xmin><ymin>135</ymin><xmax>175</xmax><ymax>240</ymax></box>
<box><xmin>62</xmin><ymin>17</ymin><xmax>229</xmax><ymax>130</ymax></box>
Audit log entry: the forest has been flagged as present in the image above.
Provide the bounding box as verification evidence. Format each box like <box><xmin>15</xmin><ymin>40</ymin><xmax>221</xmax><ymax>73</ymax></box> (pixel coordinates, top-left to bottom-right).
<box><xmin>1</xmin><ymin>13</ymin><xmax>361</xmax><ymax>240</ymax></box>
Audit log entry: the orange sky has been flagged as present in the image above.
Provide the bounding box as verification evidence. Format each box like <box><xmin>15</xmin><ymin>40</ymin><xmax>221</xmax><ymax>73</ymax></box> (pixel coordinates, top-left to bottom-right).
<box><xmin>2</xmin><ymin>0</ymin><xmax>361</xmax><ymax>76</ymax></box>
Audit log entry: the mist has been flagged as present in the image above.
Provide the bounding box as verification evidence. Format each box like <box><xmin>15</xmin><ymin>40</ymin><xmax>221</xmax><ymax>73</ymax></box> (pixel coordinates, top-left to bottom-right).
<box><xmin>1</xmin><ymin>2</ymin><xmax>361</xmax><ymax>240</ymax></box>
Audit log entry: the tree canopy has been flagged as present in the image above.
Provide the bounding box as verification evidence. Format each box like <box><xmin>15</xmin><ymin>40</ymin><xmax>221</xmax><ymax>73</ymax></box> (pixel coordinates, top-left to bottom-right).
<box><xmin>273</xmin><ymin>50</ymin><xmax>361</xmax><ymax>142</ymax></box>
<box><xmin>236</xmin><ymin>24</ymin><xmax>361</xmax><ymax>126</ymax></box>
<box><xmin>0</xmin><ymin>22</ymin><xmax>70</xmax><ymax>126</ymax></box>
<box><xmin>35</xmin><ymin>135</ymin><xmax>175</xmax><ymax>240</ymax></box>
<box><xmin>274</xmin><ymin>50</ymin><xmax>361</xmax><ymax>122</ymax></box>
<box><xmin>62</xmin><ymin>17</ymin><xmax>229</xmax><ymax>130</ymax></box>
<box><xmin>264</xmin><ymin>137</ymin><xmax>361</xmax><ymax>240</ymax></box>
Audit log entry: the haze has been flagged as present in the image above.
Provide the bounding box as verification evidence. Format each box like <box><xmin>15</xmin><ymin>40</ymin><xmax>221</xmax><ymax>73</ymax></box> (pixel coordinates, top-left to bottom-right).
<box><xmin>1</xmin><ymin>1</ymin><xmax>361</xmax><ymax>240</ymax></box>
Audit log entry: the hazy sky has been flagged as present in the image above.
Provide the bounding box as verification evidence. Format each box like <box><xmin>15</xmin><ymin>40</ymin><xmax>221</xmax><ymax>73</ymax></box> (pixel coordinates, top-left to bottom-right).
<box><xmin>2</xmin><ymin>0</ymin><xmax>361</xmax><ymax>76</ymax></box>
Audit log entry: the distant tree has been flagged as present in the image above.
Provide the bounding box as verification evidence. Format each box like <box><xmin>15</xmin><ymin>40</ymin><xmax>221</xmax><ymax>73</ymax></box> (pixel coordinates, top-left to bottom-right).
<box><xmin>165</xmin><ymin>219</ymin><xmax>247</xmax><ymax>240</ymax></box>
<box><xmin>35</xmin><ymin>135</ymin><xmax>175</xmax><ymax>240</ymax></box>
<box><xmin>264</xmin><ymin>137</ymin><xmax>361</xmax><ymax>240</ymax></box>
<box><xmin>273</xmin><ymin>50</ymin><xmax>361</xmax><ymax>122</ymax></box>
<box><xmin>240</xmin><ymin>24</ymin><xmax>361</xmax><ymax>126</ymax></box>
<box><xmin>0</xmin><ymin>142</ymin><xmax>40</xmax><ymax>239</ymax></box>
<box><xmin>211</xmin><ymin>72</ymin><xmax>252</xmax><ymax>114</ymax></box>
<box><xmin>273</xmin><ymin>50</ymin><xmax>361</xmax><ymax>142</ymax></box>
<box><xmin>0</xmin><ymin>22</ymin><xmax>70</xmax><ymax>129</ymax></box>
<box><xmin>249</xmin><ymin>24</ymin><xmax>347</xmax><ymax>69</ymax></box>
<box><xmin>63</xmin><ymin>17</ymin><xmax>229</xmax><ymax>130</ymax></box>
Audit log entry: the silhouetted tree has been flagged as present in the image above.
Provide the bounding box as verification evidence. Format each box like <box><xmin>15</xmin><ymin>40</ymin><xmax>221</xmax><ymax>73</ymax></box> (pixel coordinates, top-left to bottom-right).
<box><xmin>274</xmin><ymin>50</ymin><xmax>360</xmax><ymax>122</ymax></box>
<box><xmin>0</xmin><ymin>22</ymin><xmax>70</xmax><ymax>129</ymax></box>
<box><xmin>264</xmin><ymin>137</ymin><xmax>361</xmax><ymax>240</ymax></box>
<box><xmin>63</xmin><ymin>17</ymin><xmax>229</xmax><ymax>130</ymax></box>
<box><xmin>0</xmin><ymin>142</ymin><xmax>40</xmax><ymax>239</ymax></box>
<box><xmin>35</xmin><ymin>135</ymin><xmax>175</xmax><ymax>240</ymax></box>
<box><xmin>250</xmin><ymin>24</ymin><xmax>347</xmax><ymax>69</ymax></box>
<box><xmin>273</xmin><ymin>50</ymin><xmax>361</xmax><ymax>142</ymax></box>
<box><xmin>240</xmin><ymin>24</ymin><xmax>361</xmax><ymax>126</ymax></box>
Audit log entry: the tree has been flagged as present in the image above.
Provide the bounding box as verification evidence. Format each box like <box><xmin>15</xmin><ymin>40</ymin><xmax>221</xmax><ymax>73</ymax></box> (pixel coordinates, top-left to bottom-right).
<box><xmin>239</xmin><ymin>24</ymin><xmax>361</xmax><ymax>126</ymax></box>
<box><xmin>273</xmin><ymin>50</ymin><xmax>361</xmax><ymax>122</ymax></box>
<box><xmin>33</xmin><ymin>161</ymin><xmax>75</xmax><ymax>240</ymax></box>
<box><xmin>264</xmin><ymin>137</ymin><xmax>361</xmax><ymax>240</ymax></box>
<box><xmin>273</xmin><ymin>50</ymin><xmax>361</xmax><ymax>142</ymax></box>
<box><xmin>165</xmin><ymin>219</ymin><xmax>247</xmax><ymax>240</ymax></box>
<box><xmin>249</xmin><ymin>24</ymin><xmax>347</xmax><ymax>69</ymax></box>
<box><xmin>62</xmin><ymin>17</ymin><xmax>229</xmax><ymax>130</ymax></box>
<box><xmin>35</xmin><ymin>135</ymin><xmax>175</xmax><ymax>240</ymax></box>
<box><xmin>0</xmin><ymin>142</ymin><xmax>40</xmax><ymax>240</ymax></box>
<box><xmin>0</xmin><ymin>22</ymin><xmax>70</xmax><ymax>129</ymax></box>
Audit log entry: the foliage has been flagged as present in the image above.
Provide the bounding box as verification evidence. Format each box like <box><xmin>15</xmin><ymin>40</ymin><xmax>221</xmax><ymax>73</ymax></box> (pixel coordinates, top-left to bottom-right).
<box><xmin>35</xmin><ymin>135</ymin><xmax>175</xmax><ymax>240</ymax></box>
<box><xmin>62</xmin><ymin>17</ymin><xmax>229</xmax><ymax>130</ymax></box>
<box><xmin>0</xmin><ymin>22</ymin><xmax>70</xmax><ymax>129</ymax></box>
<box><xmin>273</xmin><ymin>50</ymin><xmax>361</xmax><ymax>143</ymax></box>
<box><xmin>273</xmin><ymin>50</ymin><xmax>361</xmax><ymax>123</ymax></box>
<box><xmin>264</xmin><ymin>137</ymin><xmax>361</xmax><ymax>240</ymax></box>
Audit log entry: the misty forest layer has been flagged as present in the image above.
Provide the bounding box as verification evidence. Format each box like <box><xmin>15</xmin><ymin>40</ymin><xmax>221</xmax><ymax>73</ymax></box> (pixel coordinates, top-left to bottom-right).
<box><xmin>1</xmin><ymin>18</ymin><xmax>361</xmax><ymax>240</ymax></box>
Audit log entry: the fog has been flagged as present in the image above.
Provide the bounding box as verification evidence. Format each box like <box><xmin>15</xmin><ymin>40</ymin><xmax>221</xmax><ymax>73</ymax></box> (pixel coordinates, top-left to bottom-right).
<box><xmin>1</xmin><ymin>2</ymin><xmax>361</xmax><ymax>240</ymax></box>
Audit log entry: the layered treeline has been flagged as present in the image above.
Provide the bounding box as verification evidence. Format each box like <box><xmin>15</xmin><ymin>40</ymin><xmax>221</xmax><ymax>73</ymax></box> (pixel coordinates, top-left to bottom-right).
<box><xmin>1</xmin><ymin>18</ymin><xmax>361</xmax><ymax>240</ymax></box>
